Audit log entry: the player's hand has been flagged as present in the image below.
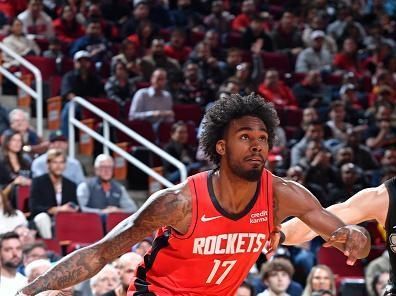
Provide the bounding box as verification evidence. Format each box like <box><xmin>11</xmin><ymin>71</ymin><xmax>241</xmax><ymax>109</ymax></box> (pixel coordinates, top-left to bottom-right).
<box><xmin>323</xmin><ymin>225</ymin><xmax>370</xmax><ymax>265</ymax></box>
<box><xmin>266</xmin><ymin>225</ymin><xmax>283</xmax><ymax>253</ymax></box>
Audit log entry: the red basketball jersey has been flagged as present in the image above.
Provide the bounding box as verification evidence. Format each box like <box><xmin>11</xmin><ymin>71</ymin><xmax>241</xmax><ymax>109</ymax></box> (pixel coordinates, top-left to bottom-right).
<box><xmin>128</xmin><ymin>170</ymin><xmax>274</xmax><ymax>296</ymax></box>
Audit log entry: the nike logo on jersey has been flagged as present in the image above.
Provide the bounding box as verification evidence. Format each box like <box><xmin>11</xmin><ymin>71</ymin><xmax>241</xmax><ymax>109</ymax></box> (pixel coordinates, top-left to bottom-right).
<box><xmin>201</xmin><ymin>214</ymin><xmax>223</xmax><ymax>222</ymax></box>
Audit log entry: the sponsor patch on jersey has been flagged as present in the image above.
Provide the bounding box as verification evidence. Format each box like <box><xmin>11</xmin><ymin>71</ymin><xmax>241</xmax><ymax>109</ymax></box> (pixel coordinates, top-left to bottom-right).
<box><xmin>250</xmin><ymin>210</ymin><xmax>268</xmax><ymax>224</ymax></box>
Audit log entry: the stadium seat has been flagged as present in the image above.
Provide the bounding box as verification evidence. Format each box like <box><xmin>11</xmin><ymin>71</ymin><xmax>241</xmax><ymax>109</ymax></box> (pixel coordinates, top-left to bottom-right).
<box><xmin>22</xmin><ymin>56</ymin><xmax>57</xmax><ymax>80</ymax></box>
<box><xmin>261</xmin><ymin>51</ymin><xmax>292</xmax><ymax>74</ymax></box>
<box><xmin>173</xmin><ymin>104</ymin><xmax>203</xmax><ymax>126</ymax></box>
<box><xmin>81</xmin><ymin>98</ymin><xmax>121</xmax><ymax>122</ymax></box>
<box><xmin>55</xmin><ymin>212</ymin><xmax>104</xmax><ymax>252</ymax></box>
<box><xmin>317</xmin><ymin>246</ymin><xmax>364</xmax><ymax>278</ymax></box>
<box><xmin>105</xmin><ymin>212</ymin><xmax>131</xmax><ymax>233</ymax></box>
<box><xmin>284</xmin><ymin>106</ymin><xmax>303</xmax><ymax>127</ymax></box>
<box><xmin>16</xmin><ymin>185</ymin><xmax>30</xmax><ymax>213</ymax></box>
<box><xmin>40</xmin><ymin>238</ymin><xmax>62</xmax><ymax>255</ymax></box>
<box><xmin>116</xmin><ymin>119</ymin><xmax>156</xmax><ymax>147</ymax></box>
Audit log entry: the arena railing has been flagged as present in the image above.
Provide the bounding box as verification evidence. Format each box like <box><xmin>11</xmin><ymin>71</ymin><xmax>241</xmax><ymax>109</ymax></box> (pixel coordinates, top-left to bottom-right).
<box><xmin>68</xmin><ymin>96</ymin><xmax>187</xmax><ymax>187</ymax></box>
<box><xmin>0</xmin><ymin>42</ymin><xmax>43</xmax><ymax>136</ymax></box>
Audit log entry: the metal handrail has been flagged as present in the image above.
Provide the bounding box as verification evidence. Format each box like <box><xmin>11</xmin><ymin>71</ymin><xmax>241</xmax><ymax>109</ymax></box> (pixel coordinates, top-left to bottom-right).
<box><xmin>68</xmin><ymin>96</ymin><xmax>187</xmax><ymax>187</ymax></box>
<box><xmin>0</xmin><ymin>42</ymin><xmax>43</xmax><ymax>136</ymax></box>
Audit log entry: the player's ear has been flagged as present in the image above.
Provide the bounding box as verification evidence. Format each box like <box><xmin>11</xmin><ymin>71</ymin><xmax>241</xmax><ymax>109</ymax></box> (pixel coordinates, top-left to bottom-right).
<box><xmin>216</xmin><ymin>140</ymin><xmax>225</xmax><ymax>155</ymax></box>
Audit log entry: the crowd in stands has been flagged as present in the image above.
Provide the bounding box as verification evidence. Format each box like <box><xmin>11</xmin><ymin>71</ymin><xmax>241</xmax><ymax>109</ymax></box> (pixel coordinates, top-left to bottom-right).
<box><xmin>1</xmin><ymin>0</ymin><xmax>396</xmax><ymax>295</ymax></box>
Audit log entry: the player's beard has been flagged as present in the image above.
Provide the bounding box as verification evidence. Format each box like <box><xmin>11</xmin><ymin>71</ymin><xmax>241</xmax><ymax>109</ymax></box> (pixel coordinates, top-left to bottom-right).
<box><xmin>227</xmin><ymin>153</ymin><xmax>263</xmax><ymax>182</ymax></box>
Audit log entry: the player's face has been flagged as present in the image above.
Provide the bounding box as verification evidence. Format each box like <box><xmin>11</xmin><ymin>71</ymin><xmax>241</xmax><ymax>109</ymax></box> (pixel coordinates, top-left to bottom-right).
<box><xmin>311</xmin><ymin>268</ymin><xmax>332</xmax><ymax>291</ymax></box>
<box><xmin>219</xmin><ymin>116</ymin><xmax>269</xmax><ymax>182</ymax></box>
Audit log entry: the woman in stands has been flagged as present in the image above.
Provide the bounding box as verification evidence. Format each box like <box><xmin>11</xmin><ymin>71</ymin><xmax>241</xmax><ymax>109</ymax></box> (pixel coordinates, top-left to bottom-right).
<box><xmin>2</xmin><ymin>18</ymin><xmax>40</xmax><ymax>69</ymax></box>
<box><xmin>0</xmin><ymin>190</ymin><xmax>27</xmax><ymax>234</ymax></box>
<box><xmin>302</xmin><ymin>265</ymin><xmax>336</xmax><ymax>296</ymax></box>
<box><xmin>0</xmin><ymin>130</ymin><xmax>32</xmax><ymax>207</ymax></box>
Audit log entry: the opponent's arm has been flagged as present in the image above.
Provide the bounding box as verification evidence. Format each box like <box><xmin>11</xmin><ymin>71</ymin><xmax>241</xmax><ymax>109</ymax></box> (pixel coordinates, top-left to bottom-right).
<box><xmin>274</xmin><ymin>177</ymin><xmax>370</xmax><ymax>263</ymax></box>
<box><xmin>282</xmin><ymin>185</ymin><xmax>387</xmax><ymax>245</ymax></box>
<box><xmin>20</xmin><ymin>182</ymin><xmax>192</xmax><ymax>295</ymax></box>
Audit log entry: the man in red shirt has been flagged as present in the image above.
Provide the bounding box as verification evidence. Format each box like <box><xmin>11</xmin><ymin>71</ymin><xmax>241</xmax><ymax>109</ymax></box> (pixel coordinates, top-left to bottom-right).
<box><xmin>19</xmin><ymin>94</ymin><xmax>370</xmax><ymax>296</ymax></box>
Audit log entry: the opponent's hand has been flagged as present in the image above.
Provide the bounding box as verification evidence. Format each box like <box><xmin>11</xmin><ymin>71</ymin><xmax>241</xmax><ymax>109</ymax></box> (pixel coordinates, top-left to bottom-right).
<box><xmin>323</xmin><ymin>225</ymin><xmax>370</xmax><ymax>265</ymax></box>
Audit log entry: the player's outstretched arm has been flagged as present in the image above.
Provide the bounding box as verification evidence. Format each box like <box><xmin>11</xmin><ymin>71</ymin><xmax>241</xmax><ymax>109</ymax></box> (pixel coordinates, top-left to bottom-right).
<box><xmin>19</xmin><ymin>182</ymin><xmax>192</xmax><ymax>295</ymax></box>
<box><xmin>282</xmin><ymin>185</ymin><xmax>387</xmax><ymax>245</ymax></box>
<box><xmin>273</xmin><ymin>176</ymin><xmax>370</xmax><ymax>265</ymax></box>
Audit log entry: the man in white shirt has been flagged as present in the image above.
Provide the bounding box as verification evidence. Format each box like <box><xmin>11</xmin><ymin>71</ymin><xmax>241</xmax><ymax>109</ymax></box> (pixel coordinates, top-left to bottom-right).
<box><xmin>0</xmin><ymin>232</ymin><xmax>27</xmax><ymax>295</ymax></box>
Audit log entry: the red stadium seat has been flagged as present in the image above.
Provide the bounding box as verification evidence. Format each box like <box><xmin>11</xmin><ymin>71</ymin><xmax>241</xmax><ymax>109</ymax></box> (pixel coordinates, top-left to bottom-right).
<box><xmin>284</xmin><ymin>106</ymin><xmax>302</xmax><ymax>126</ymax></box>
<box><xmin>16</xmin><ymin>185</ymin><xmax>30</xmax><ymax>213</ymax></box>
<box><xmin>116</xmin><ymin>119</ymin><xmax>156</xmax><ymax>147</ymax></box>
<box><xmin>261</xmin><ymin>52</ymin><xmax>292</xmax><ymax>74</ymax></box>
<box><xmin>105</xmin><ymin>212</ymin><xmax>131</xmax><ymax>233</ymax></box>
<box><xmin>81</xmin><ymin>98</ymin><xmax>121</xmax><ymax>122</ymax></box>
<box><xmin>317</xmin><ymin>246</ymin><xmax>364</xmax><ymax>278</ymax></box>
<box><xmin>22</xmin><ymin>56</ymin><xmax>57</xmax><ymax>80</ymax></box>
<box><xmin>40</xmin><ymin>238</ymin><xmax>62</xmax><ymax>255</ymax></box>
<box><xmin>173</xmin><ymin>104</ymin><xmax>203</xmax><ymax>126</ymax></box>
<box><xmin>55</xmin><ymin>212</ymin><xmax>104</xmax><ymax>252</ymax></box>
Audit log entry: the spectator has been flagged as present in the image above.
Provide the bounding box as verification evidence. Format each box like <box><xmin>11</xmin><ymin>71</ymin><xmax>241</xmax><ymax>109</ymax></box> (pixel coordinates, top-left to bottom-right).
<box><xmin>333</xmin><ymin>38</ymin><xmax>365</xmax><ymax>77</ymax></box>
<box><xmin>105</xmin><ymin>61</ymin><xmax>139</xmax><ymax>108</ymax></box>
<box><xmin>104</xmin><ymin>252</ymin><xmax>142</xmax><ymax>296</ymax></box>
<box><xmin>0</xmin><ymin>190</ymin><xmax>28</xmax><ymax>235</ymax></box>
<box><xmin>139</xmin><ymin>38</ymin><xmax>181</xmax><ymax>82</ymax></box>
<box><xmin>326</xmin><ymin>101</ymin><xmax>353</xmax><ymax>144</ymax></box>
<box><xmin>86</xmin><ymin>4</ymin><xmax>119</xmax><ymax>42</ymax></box>
<box><xmin>302</xmin><ymin>265</ymin><xmax>336</xmax><ymax>296</ymax></box>
<box><xmin>302</xmin><ymin>15</ymin><xmax>337</xmax><ymax>54</ymax></box>
<box><xmin>31</xmin><ymin>130</ymin><xmax>85</xmax><ymax>185</ymax></box>
<box><xmin>60</xmin><ymin>50</ymin><xmax>104</xmax><ymax>136</ymax></box>
<box><xmin>204</xmin><ymin>30</ymin><xmax>223</xmax><ymax>60</ymax></box>
<box><xmin>242</xmin><ymin>16</ymin><xmax>273</xmax><ymax>51</ymax></box>
<box><xmin>24</xmin><ymin>258</ymin><xmax>51</xmax><ymax>283</ymax></box>
<box><xmin>5</xmin><ymin>108</ymin><xmax>48</xmax><ymax>155</ymax></box>
<box><xmin>365</xmin><ymin>103</ymin><xmax>396</xmax><ymax>151</ymax></box>
<box><xmin>292</xmin><ymin>70</ymin><xmax>332</xmax><ymax>109</ymax></box>
<box><xmin>13</xmin><ymin>225</ymin><xmax>36</xmax><ymax>247</ymax></box>
<box><xmin>164</xmin><ymin>27</ymin><xmax>191</xmax><ymax>64</ymax></box>
<box><xmin>235</xmin><ymin>281</ymin><xmax>256</xmax><ymax>296</ymax></box>
<box><xmin>127</xmin><ymin>20</ymin><xmax>157</xmax><ymax>56</ymax></box>
<box><xmin>257</xmin><ymin>258</ymin><xmax>294</xmax><ymax>296</ymax></box>
<box><xmin>231</xmin><ymin>0</ymin><xmax>257</xmax><ymax>33</ymax></box>
<box><xmin>365</xmin><ymin>251</ymin><xmax>390</xmax><ymax>296</ymax></box>
<box><xmin>121</xmin><ymin>1</ymin><xmax>150</xmax><ymax>39</ymax></box>
<box><xmin>17</xmin><ymin>0</ymin><xmax>54</xmax><ymax>40</ymax></box>
<box><xmin>295</xmin><ymin>30</ymin><xmax>333</xmax><ymax>73</ymax></box>
<box><xmin>257</xmin><ymin>69</ymin><xmax>297</xmax><ymax>108</ymax></box>
<box><xmin>338</xmin><ymin>83</ymin><xmax>365</xmax><ymax>124</ymax></box>
<box><xmin>175</xmin><ymin>61</ymin><xmax>212</xmax><ymax>106</ymax></box>
<box><xmin>340</xmin><ymin>129</ymin><xmax>378</xmax><ymax>171</ymax></box>
<box><xmin>29</xmin><ymin>148</ymin><xmax>79</xmax><ymax>239</ymax></box>
<box><xmin>327</xmin><ymin>6</ymin><xmax>365</xmax><ymax>41</ymax></box>
<box><xmin>290</xmin><ymin>121</ymin><xmax>326</xmax><ymax>166</ymax></box>
<box><xmin>2</xmin><ymin>18</ymin><xmax>40</xmax><ymax>69</ymax></box>
<box><xmin>221</xmin><ymin>48</ymin><xmax>243</xmax><ymax>80</ymax></box>
<box><xmin>19</xmin><ymin>241</ymin><xmax>49</xmax><ymax>276</ymax></box>
<box><xmin>0</xmin><ymin>232</ymin><xmax>27</xmax><ymax>295</ymax></box>
<box><xmin>111</xmin><ymin>39</ymin><xmax>142</xmax><ymax>79</ymax></box>
<box><xmin>271</xmin><ymin>11</ymin><xmax>303</xmax><ymax>56</ymax></box>
<box><xmin>42</xmin><ymin>37</ymin><xmax>64</xmax><ymax>60</ymax></box>
<box><xmin>52</xmin><ymin>5</ymin><xmax>85</xmax><ymax>45</ymax></box>
<box><xmin>372</xmin><ymin>271</ymin><xmax>390</xmax><ymax>296</ymax></box>
<box><xmin>128</xmin><ymin>68</ymin><xmax>174</xmax><ymax>125</ymax></box>
<box><xmin>163</xmin><ymin>121</ymin><xmax>202</xmax><ymax>183</ymax></box>
<box><xmin>90</xmin><ymin>264</ymin><xmax>120</xmax><ymax>296</ymax></box>
<box><xmin>0</xmin><ymin>130</ymin><xmax>32</xmax><ymax>207</ymax></box>
<box><xmin>77</xmin><ymin>154</ymin><xmax>137</xmax><ymax>215</ymax></box>
<box><xmin>170</xmin><ymin>0</ymin><xmax>203</xmax><ymax>31</ymax></box>
<box><xmin>69</xmin><ymin>19</ymin><xmax>111</xmax><ymax>64</ymax></box>
<box><xmin>204</xmin><ymin>1</ymin><xmax>234</xmax><ymax>36</ymax></box>
<box><xmin>328</xmin><ymin>162</ymin><xmax>366</xmax><ymax>205</ymax></box>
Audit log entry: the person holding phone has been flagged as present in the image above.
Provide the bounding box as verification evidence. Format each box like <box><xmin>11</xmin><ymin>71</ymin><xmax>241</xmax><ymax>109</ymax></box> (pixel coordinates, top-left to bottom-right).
<box><xmin>29</xmin><ymin>148</ymin><xmax>79</xmax><ymax>239</ymax></box>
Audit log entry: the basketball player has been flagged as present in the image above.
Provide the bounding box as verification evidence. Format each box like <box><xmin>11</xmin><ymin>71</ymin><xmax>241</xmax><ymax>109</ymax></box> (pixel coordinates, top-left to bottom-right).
<box><xmin>17</xmin><ymin>94</ymin><xmax>370</xmax><ymax>296</ymax></box>
<box><xmin>281</xmin><ymin>178</ymin><xmax>396</xmax><ymax>295</ymax></box>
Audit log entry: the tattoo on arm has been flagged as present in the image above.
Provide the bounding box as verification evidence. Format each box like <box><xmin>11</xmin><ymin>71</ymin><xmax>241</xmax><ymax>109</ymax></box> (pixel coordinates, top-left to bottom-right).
<box><xmin>21</xmin><ymin>185</ymin><xmax>192</xmax><ymax>295</ymax></box>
